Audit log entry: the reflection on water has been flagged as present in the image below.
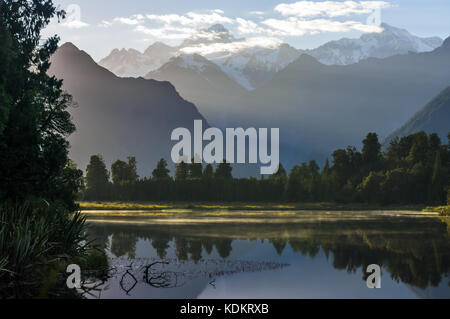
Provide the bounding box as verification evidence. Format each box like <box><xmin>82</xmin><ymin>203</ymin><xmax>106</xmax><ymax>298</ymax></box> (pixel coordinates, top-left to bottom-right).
<box><xmin>84</xmin><ymin>211</ymin><xmax>450</xmax><ymax>299</ymax></box>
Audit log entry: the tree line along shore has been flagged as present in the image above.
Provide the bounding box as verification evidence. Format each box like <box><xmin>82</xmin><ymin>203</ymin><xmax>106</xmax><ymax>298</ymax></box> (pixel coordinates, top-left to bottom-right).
<box><xmin>81</xmin><ymin>132</ymin><xmax>450</xmax><ymax>211</ymax></box>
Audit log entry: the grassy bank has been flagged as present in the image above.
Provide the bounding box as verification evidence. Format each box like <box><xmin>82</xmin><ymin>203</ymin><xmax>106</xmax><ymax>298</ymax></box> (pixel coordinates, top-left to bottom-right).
<box><xmin>423</xmin><ymin>206</ymin><xmax>450</xmax><ymax>216</ymax></box>
<box><xmin>79</xmin><ymin>201</ymin><xmax>426</xmax><ymax>212</ymax></box>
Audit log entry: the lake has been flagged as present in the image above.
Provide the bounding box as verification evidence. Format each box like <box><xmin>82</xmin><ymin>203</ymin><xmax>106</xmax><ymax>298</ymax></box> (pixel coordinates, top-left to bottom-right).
<box><xmin>83</xmin><ymin>210</ymin><xmax>450</xmax><ymax>299</ymax></box>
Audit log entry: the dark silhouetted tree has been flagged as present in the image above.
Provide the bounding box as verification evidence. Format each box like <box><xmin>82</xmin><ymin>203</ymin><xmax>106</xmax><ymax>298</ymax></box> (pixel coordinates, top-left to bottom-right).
<box><xmin>189</xmin><ymin>159</ymin><xmax>203</xmax><ymax>179</ymax></box>
<box><xmin>215</xmin><ymin>160</ymin><xmax>232</xmax><ymax>179</ymax></box>
<box><xmin>429</xmin><ymin>151</ymin><xmax>444</xmax><ymax>204</ymax></box>
<box><xmin>86</xmin><ymin>155</ymin><xmax>110</xmax><ymax>199</ymax></box>
<box><xmin>111</xmin><ymin>157</ymin><xmax>138</xmax><ymax>185</ymax></box>
<box><xmin>408</xmin><ymin>132</ymin><xmax>429</xmax><ymax>165</ymax></box>
<box><xmin>0</xmin><ymin>1</ymin><xmax>77</xmax><ymax>205</ymax></box>
<box><xmin>152</xmin><ymin>158</ymin><xmax>171</xmax><ymax>181</ymax></box>
<box><xmin>203</xmin><ymin>164</ymin><xmax>214</xmax><ymax>179</ymax></box>
<box><xmin>362</xmin><ymin>133</ymin><xmax>382</xmax><ymax>171</ymax></box>
<box><xmin>175</xmin><ymin>160</ymin><xmax>189</xmax><ymax>181</ymax></box>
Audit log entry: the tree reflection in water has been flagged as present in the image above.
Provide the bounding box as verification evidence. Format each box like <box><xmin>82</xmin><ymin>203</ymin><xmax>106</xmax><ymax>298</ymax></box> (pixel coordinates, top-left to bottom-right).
<box><xmin>87</xmin><ymin>213</ymin><xmax>450</xmax><ymax>291</ymax></box>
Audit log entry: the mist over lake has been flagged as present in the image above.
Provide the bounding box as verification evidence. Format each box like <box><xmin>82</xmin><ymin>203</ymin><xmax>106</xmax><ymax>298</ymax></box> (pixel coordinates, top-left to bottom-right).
<box><xmin>84</xmin><ymin>210</ymin><xmax>450</xmax><ymax>299</ymax></box>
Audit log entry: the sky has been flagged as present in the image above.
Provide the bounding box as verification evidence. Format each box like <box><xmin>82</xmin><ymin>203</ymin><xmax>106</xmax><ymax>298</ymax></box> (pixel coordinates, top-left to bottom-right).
<box><xmin>42</xmin><ymin>0</ymin><xmax>450</xmax><ymax>61</ymax></box>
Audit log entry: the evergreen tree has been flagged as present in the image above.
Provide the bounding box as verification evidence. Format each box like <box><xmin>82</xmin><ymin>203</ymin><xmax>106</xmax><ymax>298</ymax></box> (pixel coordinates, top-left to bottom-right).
<box><xmin>215</xmin><ymin>160</ymin><xmax>233</xmax><ymax>179</ymax></box>
<box><xmin>189</xmin><ymin>159</ymin><xmax>203</xmax><ymax>179</ymax></box>
<box><xmin>127</xmin><ymin>157</ymin><xmax>139</xmax><ymax>182</ymax></box>
<box><xmin>86</xmin><ymin>155</ymin><xmax>110</xmax><ymax>199</ymax></box>
<box><xmin>268</xmin><ymin>164</ymin><xmax>287</xmax><ymax>183</ymax></box>
<box><xmin>268</xmin><ymin>164</ymin><xmax>288</xmax><ymax>201</ymax></box>
<box><xmin>429</xmin><ymin>151</ymin><xmax>444</xmax><ymax>204</ymax></box>
<box><xmin>111</xmin><ymin>160</ymin><xmax>128</xmax><ymax>185</ymax></box>
<box><xmin>111</xmin><ymin>157</ymin><xmax>138</xmax><ymax>185</ymax></box>
<box><xmin>152</xmin><ymin>158</ymin><xmax>171</xmax><ymax>181</ymax></box>
<box><xmin>357</xmin><ymin>171</ymin><xmax>384</xmax><ymax>203</ymax></box>
<box><xmin>0</xmin><ymin>1</ymin><xmax>76</xmax><ymax>204</ymax></box>
<box><xmin>309</xmin><ymin>160</ymin><xmax>321</xmax><ymax>201</ymax></box>
<box><xmin>408</xmin><ymin>132</ymin><xmax>429</xmax><ymax>165</ymax></box>
<box><xmin>362</xmin><ymin>132</ymin><xmax>382</xmax><ymax>171</ymax></box>
<box><xmin>78</xmin><ymin>131</ymin><xmax>449</xmax><ymax>205</ymax></box>
<box><xmin>203</xmin><ymin>164</ymin><xmax>214</xmax><ymax>179</ymax></box>
<box><xmin>175</xmin><ymin>160</ymin><xmax>189</xmax><ymax>181</ymax></box>
<box><xmin>320</xmin><ymin>159</ymin><xmax>332</xmax><ymax>201</ymax></box>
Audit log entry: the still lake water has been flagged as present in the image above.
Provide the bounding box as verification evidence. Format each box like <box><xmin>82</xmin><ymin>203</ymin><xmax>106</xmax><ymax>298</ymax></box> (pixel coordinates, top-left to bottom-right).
<box><xmin>84</xmin><ymin>210</ymin><xmax>450</xmax><ymax>299</ymax></box>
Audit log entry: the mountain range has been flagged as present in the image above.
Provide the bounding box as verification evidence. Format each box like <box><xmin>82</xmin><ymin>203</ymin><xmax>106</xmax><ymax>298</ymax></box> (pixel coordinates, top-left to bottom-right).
<box><xmin>146</xmin><ymin>53</ymin><xmax>247</xmax><ymax>123</ymax></box>
<box><xmin>49</xmin><ymin>43</ymin><xmax>206</xmax><ymax>176</ymax></box>
<box><xmin>230</xmin><ymin>37</ymin><xmax>450</xmax><ymax>168</ymax></box>
<box><xmin>51</xmin><ymin>28</ymin><xmax>450</xmax><ymax>176</ymax></box>
<box><xmin>100</xmin><ymin>23</ymin><xmax>443</xmax><ymax>91</ymax></box>
<box><xmin>98</xmin><ymin>42</ymin><xmax>177</xmax><ymax>78</ymax></box>
<box><xmin>307</xmin><ymin>23</ymin><xmax>443</xmax><ymax>66</ymax></box>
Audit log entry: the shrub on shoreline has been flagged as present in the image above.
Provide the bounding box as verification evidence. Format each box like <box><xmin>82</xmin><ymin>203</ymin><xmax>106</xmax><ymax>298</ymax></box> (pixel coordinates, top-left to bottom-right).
<box><xmin>0</xmin><ymin>201</ymin><xmax>107</xmax><ymax>298</ymax></box>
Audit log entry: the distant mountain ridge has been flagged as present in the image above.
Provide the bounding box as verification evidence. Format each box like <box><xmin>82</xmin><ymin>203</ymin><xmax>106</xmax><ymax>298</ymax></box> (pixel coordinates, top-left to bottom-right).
<box><xmin>229</xmin><ymin>37</ymin><xmax>450</xmax><ymax>168</ymax></box>
<box><xmin>98</xmin><ymin>42</ymin><xmax>177</xmax><ymax>78</ymax></box>
<box><xmin>307</xmin><ymin>23</ymin><xmax>443</xmax><ymax>66</ymax></box>
<box><xmin>385</xmin><ymin>86</ymin><xmax>450</xmax><ymax>144</ymax></box>
<box><xmin>146</xmin><ymin>53</ymin><xmax>247</xmax><ymax>124</ymax></box>
<box><xmin>99</xmin><ymin>23</ymin><xmax>443</xmax><ymax>91</ymax></box>
<box><xmin>56</xmin><ymin>33</ymin><xmax>450</xmax><ymax>177</ymax></box>
<box><xmin>50</xmin><ymin>42</ymin><xmax>207</xmax><ymax>176</ymax></box>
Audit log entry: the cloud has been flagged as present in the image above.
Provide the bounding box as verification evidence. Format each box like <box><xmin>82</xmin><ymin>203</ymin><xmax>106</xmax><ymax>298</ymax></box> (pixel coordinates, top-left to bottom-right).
<box><xmin>262</xmin><ymin>18</ymin><xmax>384</xmax><ymax>36</ymax></box>
<box><xmin>261</xmin><ymin>1</ymin><xmax>392</xmax><ymax>36</ymax></box>
<box><xmin>236</xmin><ymin>18</ymin><xmax>272</xmax><ymax>35</ymax></box>
<box><xmin>274</xmin><ymin>1</ymin><xmax>392</xmax><ymax>18</ymax></box>
<box><xmin>180</xmin><ymin>37</ymin><xmax>283</xmax><ymax>56</ymax></box>
<box><xmin>134</xmin><ymin>25</ymin><xmax>194</xmax><ymax>40</ymax></box>
<box><xmin>146</xmin><ymin>11</ymin><xmax>233</xmax><ymax>27</ymax></box>
<box><xmin>118</xmin><ymin>10</ymin><xmax>236</xmax><ymax>42</ymax></box>
<box><xmin>101</xmin><ymin>2</ymin><xmax>392</xmax><ymax>44</ymax></box>
<box><xmin>249</xmin><ymin>11</ymin><xmax>265</xmax><ymax>16</ymax></box>
<box><xmin>99</xmin><ymin>20</ymin><xmax>112</xmax><ymax>28</ymax></box>
<box><xmin>259</xmin><ymin>1</ymin><xmax>390</xmax><ymax>36</ymax></box>
<box><xmin>61</xmin><ymin>20</ymin><xmax>89</xmax><ymax>29</ymax></box>
<box><xmin>113</xmin><ymin>14</ymin><xmax>145</xmax><ymax>25</ymax></box>
<box><xmin>113</xmin><ymin>10</ymin><xmax>234</xmax><ymax>41</ymax></box>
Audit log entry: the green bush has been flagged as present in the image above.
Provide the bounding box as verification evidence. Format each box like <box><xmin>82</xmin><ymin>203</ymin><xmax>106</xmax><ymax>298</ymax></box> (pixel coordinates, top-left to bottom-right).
<box><xmin>0</xmin><ymin>201</ymin><xmax>90</xmax><ymax>298</ymax></box>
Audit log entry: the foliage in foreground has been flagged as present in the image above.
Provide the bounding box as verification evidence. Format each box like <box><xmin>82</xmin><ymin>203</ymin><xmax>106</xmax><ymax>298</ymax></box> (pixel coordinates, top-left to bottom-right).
<box><xmin>0</xmin><ymin>0</ymin><xmax>107</xmax><ymax>298</ymax></box>
<box><xmin>0</xmin><ymin>201</ymin><xmax>107</xmax><ymax>298</ymax></box>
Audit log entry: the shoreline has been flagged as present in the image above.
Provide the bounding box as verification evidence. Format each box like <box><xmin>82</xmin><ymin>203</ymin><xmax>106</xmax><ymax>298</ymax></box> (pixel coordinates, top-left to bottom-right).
<box><xmin>78</xmin><ymin>202</ymin><xmax>450</xmax><ymax>216</ymax></box>
<box><xmin>78</xmin><ymin>201</ymin><xmax>431</xmax><ymax>212</ymax></box>
<box><xmin>78</xmin><ymin>201</ymin><xmax>433</xmax><ymax>212</ymax></box>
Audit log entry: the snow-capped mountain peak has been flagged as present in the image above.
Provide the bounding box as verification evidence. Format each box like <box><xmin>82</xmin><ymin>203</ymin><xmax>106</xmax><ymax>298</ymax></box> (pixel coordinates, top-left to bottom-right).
<box><xmin>176</xmin><ymin>54</ymin><xmax>208</xmax><ymax>72</ymax></box>
<box><xmin>308</xmin><ymin>23</ymin><xmax>443</xmax><ymax>65</ymax></box>
<box><xmin>204</xmin><ymin>42</ymin><xmax>301</xmax><ymax>90</ymax></box>
<box><xmin>99</xmin><ymin>23</ymin><xmax>443</xmax><ymax>89</ymax></box>
<box><xmin>98</xmin><ymin>42</ymin><xmax>177</xmax><ymax>77</ymax></box>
